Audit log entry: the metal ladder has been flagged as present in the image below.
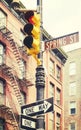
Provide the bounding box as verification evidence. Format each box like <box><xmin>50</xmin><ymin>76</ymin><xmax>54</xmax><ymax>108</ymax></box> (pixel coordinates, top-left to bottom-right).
<box><xmin>2</xmin><ymin>64</ymin><xmax>23</xmax><ymax>106</ymax></box>
<box><xmin>0</xmin><ymin>26</ymin><xmax>24</xmax><ymax>74</ymax></box>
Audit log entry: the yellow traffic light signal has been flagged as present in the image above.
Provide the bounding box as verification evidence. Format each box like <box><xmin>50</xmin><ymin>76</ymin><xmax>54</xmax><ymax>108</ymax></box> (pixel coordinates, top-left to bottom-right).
<box><xmin>23</xmin><ymin>11</ymin><xmax>41</xmax><ymax>65</ymax></box>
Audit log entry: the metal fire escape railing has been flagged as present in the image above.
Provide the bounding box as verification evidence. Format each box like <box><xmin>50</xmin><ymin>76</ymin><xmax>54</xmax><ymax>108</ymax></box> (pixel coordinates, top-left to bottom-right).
<box><xmin>0</xmin><ymin>26</ymin><xmax>24</xmax><ymax>75</ymax></box>
<box><xmin>0</xmin><ymin>105</ymin><xmax>19</xmax><ymax>130</ymax></box>
<box><xmin>0</xmin><ymin>26</ymin><xmax>34</xmax><ymax>86</ymax></box>
<box><xmin>1</xmin><ymin>64</ymin><xmax>23</xmax><ymax>106</ymax></box>
<box><xmin>0</xmin><ymin>94</ymin><xmax>19</xmax><ymax>130</ymax></box>
<box><xmin>0</xmin><ymin>64</ymin><xmax>22</xmax><ymax>130</ymax></box>
<box><xmin>0</xmin><ymin>23</ymin><xmax>34</xmax><ymax>129</ymax></box>
<box><xmin>0</xmin><ymin>26</ymin><xmax>27</xmax><ymax>130</ymax></box>
<box><xmin>0</xmin><ymin>26</ymin><xmax>24</xmax><ymax>106</ymax></box>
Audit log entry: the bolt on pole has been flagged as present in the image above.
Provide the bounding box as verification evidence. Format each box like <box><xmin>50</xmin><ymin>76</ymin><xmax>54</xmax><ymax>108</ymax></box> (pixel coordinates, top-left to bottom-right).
<box><xmin>36</xmin><ymin>0</ymin><xmax>45</xmax><ymax>130</ymax></box>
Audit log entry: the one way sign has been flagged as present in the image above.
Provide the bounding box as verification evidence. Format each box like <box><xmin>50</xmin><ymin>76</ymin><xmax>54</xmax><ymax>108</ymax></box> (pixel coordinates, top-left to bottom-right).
<box><xmin>21</xmin><ymin>115</ymin><xmax>36</xmax><ymax>130</ymax></box>
<box><xmin>21</xmin><ymin>97</ymin><xmax>54</xmax><ymax>116</ymax></box>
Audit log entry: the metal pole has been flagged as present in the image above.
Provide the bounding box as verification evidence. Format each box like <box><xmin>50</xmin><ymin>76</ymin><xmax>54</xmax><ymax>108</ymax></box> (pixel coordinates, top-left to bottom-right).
<box><xmin>36</xmin><ymin>0</ymin><xmax>45</xmax><ymax>130</ymax></box>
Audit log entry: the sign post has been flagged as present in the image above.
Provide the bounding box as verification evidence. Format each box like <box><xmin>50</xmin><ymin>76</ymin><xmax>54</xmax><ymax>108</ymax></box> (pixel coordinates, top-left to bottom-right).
<box><xmin>36</xmin><ymin>0</ymin><xmax>45</xmax><ymax>130</ymax></box>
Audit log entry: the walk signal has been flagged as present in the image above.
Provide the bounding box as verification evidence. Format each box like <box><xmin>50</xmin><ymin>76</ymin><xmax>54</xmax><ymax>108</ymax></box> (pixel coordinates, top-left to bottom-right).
<box><xmin>23</xmin><ymin>11</ymin><xmax>41</xmax><ymax>65</ymax></box>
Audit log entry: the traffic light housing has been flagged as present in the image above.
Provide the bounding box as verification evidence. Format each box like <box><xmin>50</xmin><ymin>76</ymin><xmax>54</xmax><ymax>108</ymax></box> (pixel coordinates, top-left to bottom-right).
<box><xmin>23</xmin><ymin>11</ymin><xmax>41</xmax><ymax>65</ymax></box>
<box><xmin>11</xmin><ymin>0</ymin><xmax>20</xmax><ymax>8</ymax></box>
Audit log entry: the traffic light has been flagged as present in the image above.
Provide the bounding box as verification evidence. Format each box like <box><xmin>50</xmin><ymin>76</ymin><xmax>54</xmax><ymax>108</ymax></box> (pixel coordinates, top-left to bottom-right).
<box><xmin>23</xmin><ymin>11</ymin><xmax>41</xmax><ymax>65</ymax></box>
<box><xmin>10</xmin><ymin>0</ymin><xmax>20</xmax><ymax>8</ymax></box>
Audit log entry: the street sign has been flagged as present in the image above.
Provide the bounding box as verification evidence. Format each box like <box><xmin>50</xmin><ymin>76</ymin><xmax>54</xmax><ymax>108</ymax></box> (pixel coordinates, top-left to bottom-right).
<box><xmin>45</xmin><ymin>32</ymin><xmax>79</xmax><ymax>50</ymax></box>
<box><xmin>21</xmin><ymin>115</ymin><xmax>36</xmax><ymax>130</ymax></box>
<box><xmin>21</xmin><ymin>97</ymin><xmax>53</xmax><ymax>116</ymax></box>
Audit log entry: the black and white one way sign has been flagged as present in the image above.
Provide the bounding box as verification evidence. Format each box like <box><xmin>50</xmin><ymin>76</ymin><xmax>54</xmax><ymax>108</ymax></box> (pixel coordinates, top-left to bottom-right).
<box><xmin>21</xmin><ymin>115</ymin><xmax>36</xmax><ymax>130</ymax></box>
<box><xmin>21</xmin><ymin>97</ymin><xmax>53</xmax><ymax>116</ymax></box>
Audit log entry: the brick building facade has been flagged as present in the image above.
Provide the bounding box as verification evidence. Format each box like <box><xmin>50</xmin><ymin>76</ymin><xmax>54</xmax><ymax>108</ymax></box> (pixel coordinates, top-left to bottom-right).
<box><xmin>64</xmin><ymin>47</ymin><xmax>81</xmax><ymax>130</ymax></box>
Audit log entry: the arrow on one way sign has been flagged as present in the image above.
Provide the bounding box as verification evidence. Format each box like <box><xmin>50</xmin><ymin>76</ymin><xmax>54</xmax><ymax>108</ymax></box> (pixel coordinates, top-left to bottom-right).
<box><xmin>21</xmin><ymin>97</ymin><xmax>53</xmax><ymax>116</ymax></box>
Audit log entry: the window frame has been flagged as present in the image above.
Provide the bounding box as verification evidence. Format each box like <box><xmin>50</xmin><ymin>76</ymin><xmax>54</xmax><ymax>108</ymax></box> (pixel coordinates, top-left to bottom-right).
<box><xmin>69</xmin><ymin>82</ymin><xmax>76</xmax><ymax>96</ymax></box>
<box><xmin>0</xmin><ymin>8</ymin><xmax>7</xmax><ymax>28</ymax></box>
<box><xmin>69</xmin><ymin>122</ymin><xmax>76</xmax><ymax>130</ymax></box>
<box><xmin>0</xmin><ymin>43</ymin><xmax>5</xmax><ymax>65</ymax></box>
<box><xmin>69</xmin><ymin>101</ymin><xmax>76</xmax><ymax>115</ymax></box>
<box><xmin>49</xmin><ymin>82</ymin><xmax>54</xmax><ymax>97</ymax></box>
<box><xmin>0</xmin><ymin>118</ymin><xmax>5</xmax><ymax>130</ymax></box>
<box><xmin>69</xmin><ymin>62</ymin><xmax>76</xmax><ymax>76</ymax></box>
<box><xmin>56</xmin><ymin>87</ymin><xmax>61</xmax><ymax>106</ymax></box>
<box><xmin>49</xmin><ymin>58</ymin><xmax>55</xmax><ymax>76</ymax></box>
<box><xmin>56</xmin><ymin>65</ymin><xmax>61</xmax><ymax>81</ymax></box>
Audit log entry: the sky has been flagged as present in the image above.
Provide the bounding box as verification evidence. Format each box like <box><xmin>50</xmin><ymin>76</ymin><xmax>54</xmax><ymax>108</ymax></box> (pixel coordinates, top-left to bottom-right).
<box><xmin>20</xmin><ymin>0</ymin><xmax>81</xmax><ymax>38</ymax></box>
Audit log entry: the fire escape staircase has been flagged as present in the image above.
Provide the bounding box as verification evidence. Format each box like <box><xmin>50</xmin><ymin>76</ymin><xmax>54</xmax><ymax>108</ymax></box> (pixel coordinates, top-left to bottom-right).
<box><xmin>0</xmin><ymin>105</ymin><xmax>19</xmax><ymax>130</ymax></box>
<box><xmin>0</xmin><ymin>26</ymin><xmax>28</xmax><ymax>130</ymax></box>
<box><xmin>0</xmin><ymin>26</ymin><xmax>24</xmax><ymax>74</ymax></box>
<box><xmin>0</xmin><ymin>64</ymin><xmax>22</xmax><ymax>130</ymax></box>
<box><xmin>0</xmin><ymin>26</ymin><xmax>33</xmax><ymax>86</ymax></box>
<box><xmin>2</xmin><ymin>64</ymin><xmax>23</xmax><ymax>106</ymax></box>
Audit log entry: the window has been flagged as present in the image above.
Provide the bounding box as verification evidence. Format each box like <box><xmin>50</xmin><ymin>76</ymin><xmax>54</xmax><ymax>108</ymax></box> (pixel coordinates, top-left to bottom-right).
<box><xmin>21</xmin><ymin>92</ymin><xmax>26</xmax><ymax>104</ymax></box>
<box><xmin>56</xmin><ymin>113</ymin><xmax>60</xmax><ymax>130</ymax></box>
<box><xmin>49</xmin><ymin>59</ymin><xmax>54</xmax><ymax>76</ymax></box>
<box><xmin>0</xmin><ymin>43</ymin><xmax>4</xmax><ymax>65</ymax></box>
<box><xmin>0</xmin><ymin>80</ymin><xmax>4</xmax><ymax>94</ymax></box>
<box><xmin>0</xmin><ymin>118</ymin><xmax>5</xmax><ymax>130</ymax></box>
<box><xmin>0</xmin><ymin>79</ymin><xmax>5</xmax><ymax>104</ymax></box>
<box><xmin>19</xmin><ymin>60</ymin><xmax>26</xmax><ymax>79</ymax></box>
<box><xmin>19</xmin><ymin>29</ymin><xmax>25</xmax><ymax>47</ymax></box>
<box><xmin>70</xmin><ymin>101</ymin><xmax>76</xmax><ymax>115</ymax></box>
<box><xmin>49</xmin><ymin>112</ymin><xmax>54</xmax><ymax>130</ymax></box>
<box><xmin>56</xmin><ymin>88</ymin><xmax>61</xmax><ymax>105</ymax></box>
<box><xmin>49</xmin><ymin>82</ymin><xmax>54</xmax><ymax>97</ymax></box>
<box><xmin>56</xmin><ymin>65</ymin><xmax>61</xmax><ymax>81</ymax></box>
<box><xmin>0</xmin><ymin>9</ymin><xmax>7</xmax><ymax>28</ymax></box>
<box><xmin>69</xmin><ymin>62</ymin><xmax>76</xmax><ymax>75</ymax></box>
<box><xmin>56</xmin><ymin>126</ymin><xmax>60</xmax><ymax>130</ymax></box>
<box><xmin>69</xmin><ymin>122</ymin><xmax>75</xmax><ymax>130</ymax></box>
<box><xmin>69</xmin><ymin>82</ymin><xmax>76</xmax><ymax>95</ymax></box>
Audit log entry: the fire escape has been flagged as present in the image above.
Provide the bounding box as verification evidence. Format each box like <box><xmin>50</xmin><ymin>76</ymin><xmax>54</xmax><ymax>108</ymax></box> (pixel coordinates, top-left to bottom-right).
<box><xmin>0</xmin><ymin>26</ymin><xmax>34</xmax><ymax>130</ymax></box>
